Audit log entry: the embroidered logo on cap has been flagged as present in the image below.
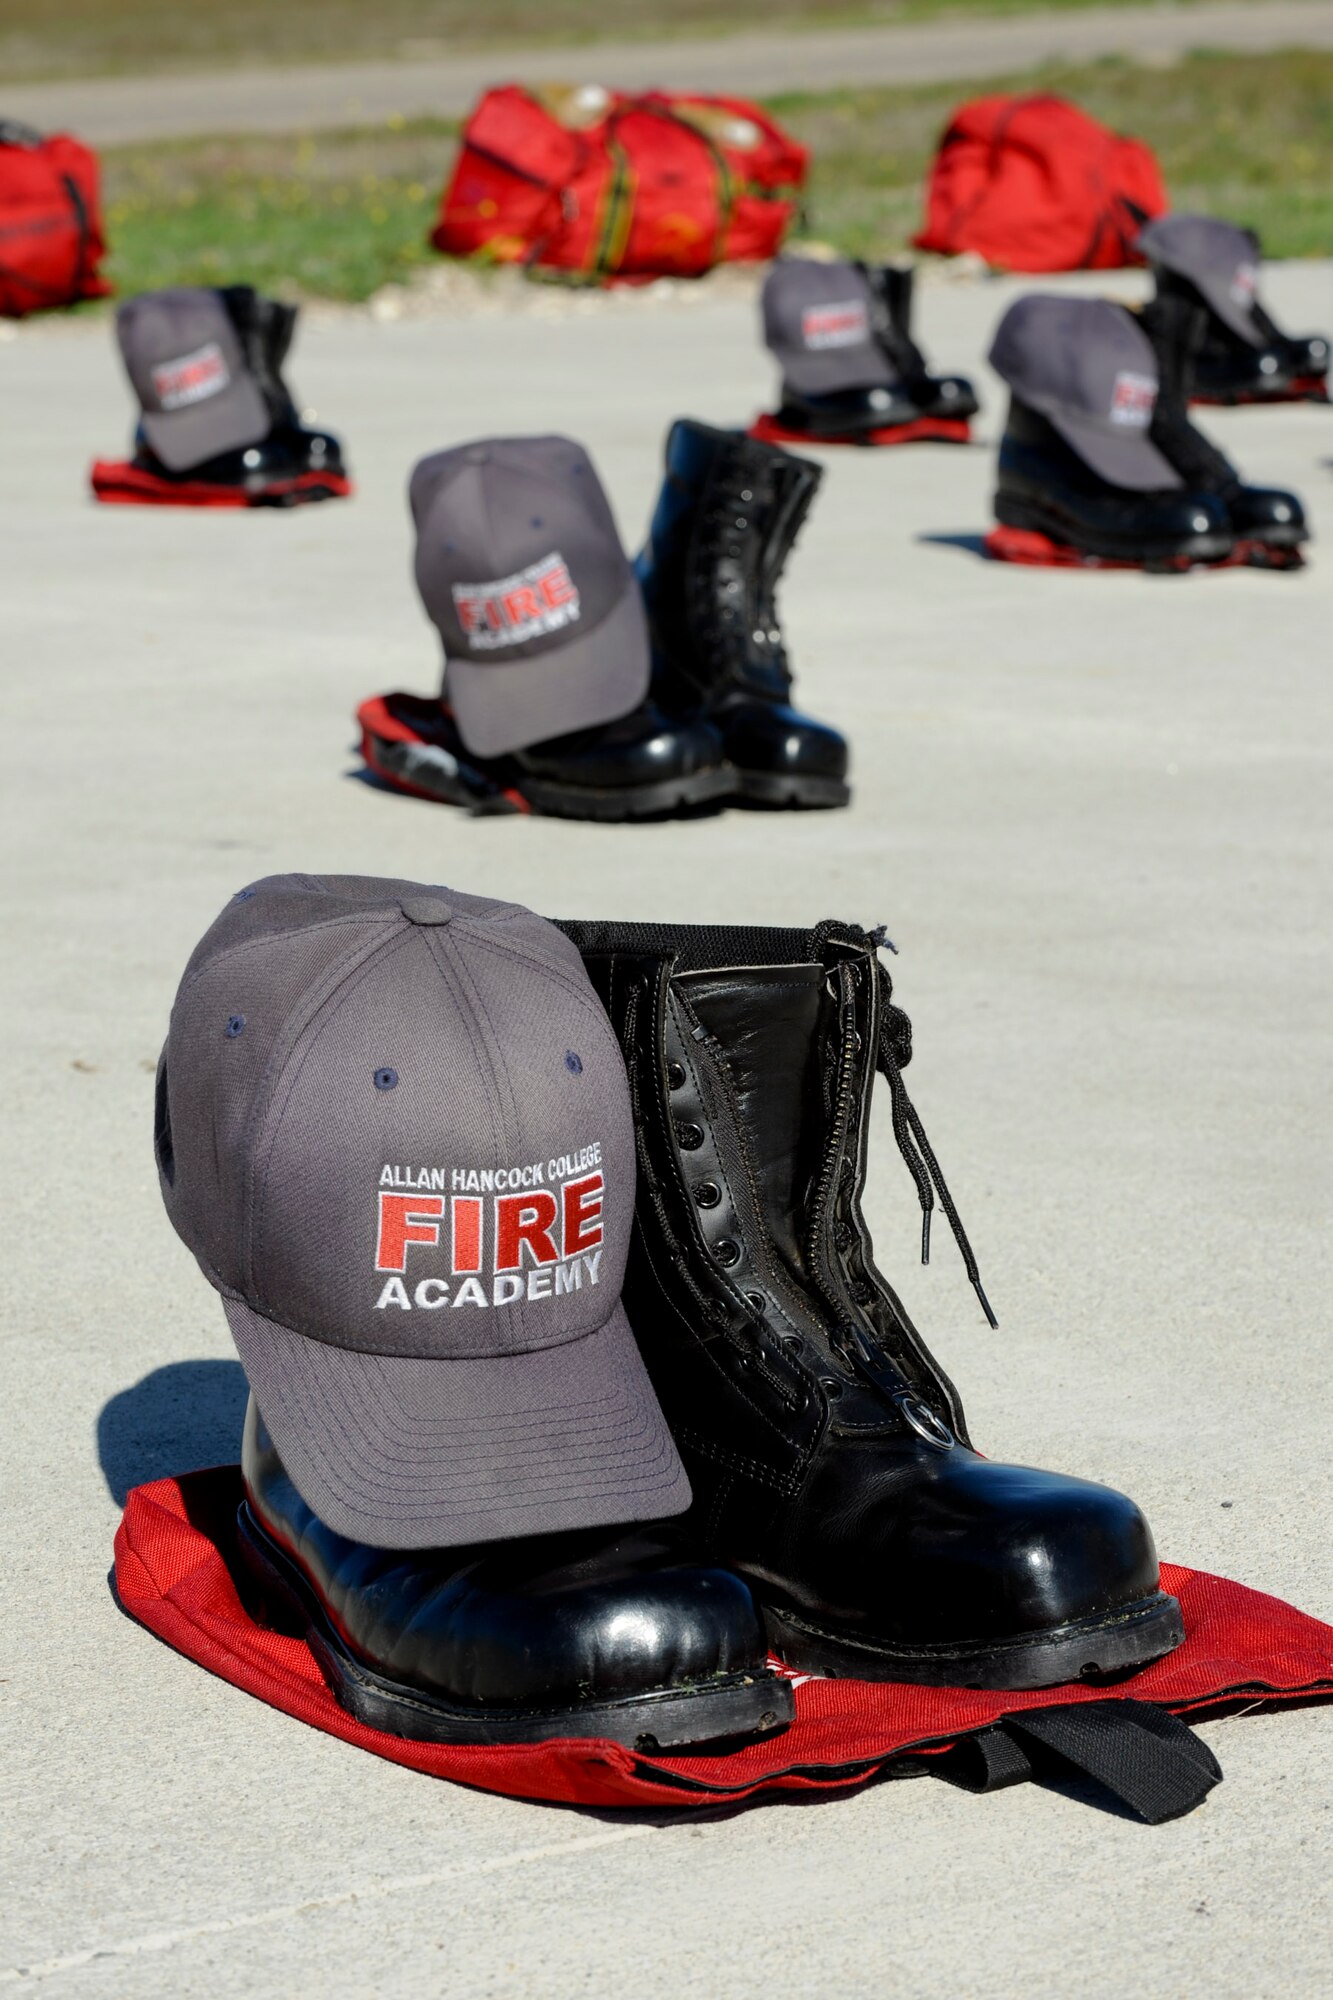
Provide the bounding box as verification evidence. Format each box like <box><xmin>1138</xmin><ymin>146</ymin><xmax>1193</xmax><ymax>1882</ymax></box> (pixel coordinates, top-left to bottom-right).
<box><xmin>801</xmin><ymin>301</ymin><xmax>870</xmax><ymax>351</ymax></box>
<box><xmin>451</xmin><ymin>554</ymin><xmax>581</xmax><ymax>651</ymax></box>
<box><xmin>1109</xmin><ymin>370</ymin><xmax>1157</xmax><ymax>428</ymax></box>
<box><xmin>1230</xmin><ymin>262</ymin><xmax>1259</xmax><ymax>307</ymax></box>
<box><xmin>151</xmin><ymin>342</ymin><xmax>231</xmax><ymax>411</ymax></box>
<box><xmin>372</xmin><ymin>1146</ymin><xmax>605</xmax><ymax>1311</ymax></box>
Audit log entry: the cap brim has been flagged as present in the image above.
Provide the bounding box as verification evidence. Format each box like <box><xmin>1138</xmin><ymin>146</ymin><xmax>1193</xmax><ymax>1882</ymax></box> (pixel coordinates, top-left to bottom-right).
<box><xmin>1047</xmin><ymin>408</ymin><xmax>1183</xmax><ymax>493</ymax></box>
<box><xmin>445</xmin><ymin>576</ymin><xmax>651</xmax><ymax>759</ymax></box>
<box><xmin>141</xmin><ymin>374</ymin><xmax>270</xmax><ymax>472</ymax></box>
<box><xmin>780</xmin><ymin>340</ymin><xmax>898</xmax><ymax>397</ymax></box>
<box><xmin>223</xmin><ymin>1293</ymin><xmax>691</xmax><ymax>1550</ymax></box>
<box><xmin>1190</xmin><ymin>270</ymin><xmax>1266</xmax><ymax>350</ymax></box>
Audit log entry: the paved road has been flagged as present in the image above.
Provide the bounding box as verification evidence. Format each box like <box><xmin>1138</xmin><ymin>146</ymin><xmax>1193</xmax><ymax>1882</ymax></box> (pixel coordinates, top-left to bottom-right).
<box><xmin>3</xmin><ymin>262</ymin><xmax>1331</xmax><ymax>1997</ymax></box>
<box><xmin>7</xmin><ymin>1</ymin><xmax>1333</xmax><ymax>144</ymax></box>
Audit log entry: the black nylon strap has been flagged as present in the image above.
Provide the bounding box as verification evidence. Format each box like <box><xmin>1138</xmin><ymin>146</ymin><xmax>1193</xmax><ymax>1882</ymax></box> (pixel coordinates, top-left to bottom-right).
<box><xmin>944</xmin><ymin>1700</ymin><xmax>1222</xmax><ymax>1824</ymax></box>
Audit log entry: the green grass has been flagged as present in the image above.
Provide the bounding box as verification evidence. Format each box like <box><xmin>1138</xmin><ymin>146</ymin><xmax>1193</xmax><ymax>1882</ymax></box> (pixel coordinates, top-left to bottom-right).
<box><xmin>95</xmin><ymin>51</ymin><xmax>1333</xmax><ymax>304</ymax></box>
<box><xmin>1</xmin><ymin>0</ymin><xmax>1291</xmax><ymax>82</ymax></box>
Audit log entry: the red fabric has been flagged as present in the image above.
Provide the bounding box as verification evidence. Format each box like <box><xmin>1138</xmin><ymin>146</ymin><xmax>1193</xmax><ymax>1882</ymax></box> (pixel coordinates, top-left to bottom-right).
<box><xmin>356</xmin><ymin>691</ymin><xmax>532</xmax><ymax>813</ymax></box>
<box><xmin>748</xmin><ymin>413</ymin><xmax>971</xmax><ymax>447</ymax></box>
<box><xmin>913</xmin><ymin>94</ymin><xmax>1167</xmax><ymax>273</ymax></box>
<box><xmin>983</xmin><ymin>525</ymin><xmax>1297</xmax><ymax>573</ymax></box>
<box><xmin>0</xmin><ymin>129</ymin><xmax>111</xmax><ymax>317</ymax></box>
<box><xmin>433</xmin><ymin>85</ymin><xmax>806</xmax><ymax>283</ymax></box>
<box><xmin>90</xmin><ymin>460</ymin><xmax>353</xmax><ymax>508</ymax></box>
<box><xmin>1192</xmin><ymin>379</ymin><xmax>1329</xmax><ymax>408</ymax></box>
<box><xmin>116</xmin><ymin>1467</ymin><xmax>1333</xmax><ymax>1810</ymax></box>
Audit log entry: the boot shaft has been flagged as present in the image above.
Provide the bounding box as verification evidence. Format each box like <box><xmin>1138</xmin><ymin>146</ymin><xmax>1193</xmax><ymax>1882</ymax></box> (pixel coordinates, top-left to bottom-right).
<box><xmin>219</xmin><ymin>284</ymin><xmax>301</xmax><ymax>429</ymax></box>
<box><xmin>1139</xmin><ymin>294</ymin><xmax>1239</xmax><ymax>495</ymax></box>
<box><xmin>558</xmin><ymin>919</ymin><xmax>977</xmax><ymax>1478</ymax></box>
<box><xmin>859</xmin><ymin>262</ymin><xmax>929</xmax><ymax>383</ymax></box>
<box><xmin>637</xmin><ymin>420</ymin><xmax>822</xmax><ymax>708</ymax></box>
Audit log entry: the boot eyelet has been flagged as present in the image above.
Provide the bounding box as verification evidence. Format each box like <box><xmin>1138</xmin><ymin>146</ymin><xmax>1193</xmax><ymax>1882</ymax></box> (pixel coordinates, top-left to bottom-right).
<box><xmin>694</xmin><ymin>1180</ymin><xmax>721</xmax><ymax>1208</ymax></box>
<box><xmin>820</xmin><ymin>1376</ymin><xmax>844</xmax><ymax>1401</ymax></box>
<box><xmin>714</xmin><ymin>1238</ymin><xmax>740</xmax><ymax>1267</ymax></box>
<box><xmin>666</xmin><ymin>1060</ymin><xmax>686</xmax><ymax>1090</ymax></box>
<box><xmin>745</xmin><ymin>1291</ymin><xmax>766</xmax><ymax>1315</ymax></box>
<box><xmin>676</xmin><ymin>1122</ymin><xmax>704</xmax><ymax>1151</ymax></box>
<box><xmin>780</xmin><ymin>1334</ymin><xmax>801</xmax><ymax>1356</ymax></box>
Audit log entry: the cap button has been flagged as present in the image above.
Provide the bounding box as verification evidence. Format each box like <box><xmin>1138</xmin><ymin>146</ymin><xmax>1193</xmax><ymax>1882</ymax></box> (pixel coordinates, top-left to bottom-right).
<box><xmin>399</xmin><ymin>896</ymin><xmax>453</xmax><ymax>927</ymax></box>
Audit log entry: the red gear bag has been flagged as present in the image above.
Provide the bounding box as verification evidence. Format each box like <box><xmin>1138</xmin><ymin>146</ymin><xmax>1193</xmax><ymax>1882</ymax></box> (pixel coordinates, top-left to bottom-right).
<box><xmin>0</xmin><ymin>120</ymin><xmax>111</xmax><ymax>317</ymax></box>
<box><xmin>912</xmin><ymin>94</ymin><xmax>1167</xmax><ymax>273</ymax></box>
<box><xmin>116</xmin><ymin>1467</ymin><xmax>1332</xmax><ymax>1816</ymax></box>
<box><xmin>432</xmin><ymin>84</ymin><xmax>807</xmax><ymax>283</ymax></box>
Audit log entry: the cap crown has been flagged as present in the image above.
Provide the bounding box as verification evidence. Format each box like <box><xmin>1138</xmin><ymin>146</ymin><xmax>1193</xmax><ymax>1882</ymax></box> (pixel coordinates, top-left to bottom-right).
<box><xmin>989</xmin><ymin>294</ymin><xmax>1160</xmax><ymax>435</ymax></box>
<box><xmin>761</xmin><ymin>258</ymin><xmax>896</xmax><ymax>394</ymax></box>
<box><xmin>117</xmin><ymin>287</ymin><xmax>249</xmax><ymax>419</ymax></box>
<box><xmin>1137</xmin><ymin>213</ymin><xmax>1263</xmax><ymax>344</ymax></box>
<box><xmin>411</xmin><ymin>437</ymin><xmax>631</xmax><ymax>664</ymax></box>
<box><xmin>157</xmin><ymin>876</ymin><xmax>633</xmax><ymax>1362</ymax></box>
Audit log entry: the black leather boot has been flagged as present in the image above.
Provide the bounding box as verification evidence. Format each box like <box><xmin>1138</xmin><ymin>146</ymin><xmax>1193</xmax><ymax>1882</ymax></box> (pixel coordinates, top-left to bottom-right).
<box><xmin>238</xmin><ymin>1396</ymin><xmax>794</xmax><ymax>1747</ymax></box>
<box><xmin>1152</xmin><ymin>272</ymin><xmax>1330</xmax><ymax>406</ymax></box>
<box><xmin>995</xmin><ymin>395</ymin><xmax>1234</xmax><ymax>569</ymax></box>
<box><xmin>1140</xmin><ymin>294</ymin><xmax>1308</xmax><ymax>569</ymax></box>
<box><xmin>359</xmin><ymin>689</ymin><xmax>732</xmax><ymax>820</ymax></box>
<box><xmin>637</xmin><ymin>421</ymin><xmax>849</xmax><ymax>809</ymax></box>
<box><xmin>557</xmin><ymin>917</ymin><xmax>1185</xmax><ymax>1690</ymax></box>
<box><xmin>219</xmin><ymin>284</ymin><xmax>350</xmax><ymax>481</ymax></box>
<box><xmin>860</xmin><ymin>262</ymin><xmax>979</xmax><ymax>422</ymax></box>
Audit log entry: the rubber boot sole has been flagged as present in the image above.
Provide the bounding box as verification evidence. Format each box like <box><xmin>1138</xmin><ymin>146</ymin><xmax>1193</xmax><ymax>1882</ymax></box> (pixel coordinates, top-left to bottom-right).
<box><xmin>1192</xmin><ymin>378</ymin><xmax>1328</xmax><ymax>407</ymax></box>
<box><xmin>733</xmin><ymin>768</ymin><xmax>852</xmax><ymax>810</ymax></box>
<box><xmin>763</xmin><ymin>1587</ymin><xmax>1185</xmax><ymax>1691</ymax></box>
<box><xmin>236</xmin><ymin>1503</ymin><xmax>794</xmax><ymax>1749</ymax></box>
<box><xmin>516</xmin><ymin>763</ymin><xmax>735</xmax><ymax>822</ymax></box>
<box><xmin>993</xmin><ymin>495</ymin><xmax>1234</xmax><ymax>572</ymax></box>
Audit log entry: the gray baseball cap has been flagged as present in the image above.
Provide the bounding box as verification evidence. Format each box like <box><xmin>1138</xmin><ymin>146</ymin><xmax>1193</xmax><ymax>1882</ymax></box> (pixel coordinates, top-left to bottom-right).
<box><xmin>1137</xmin><ymin>214</ymin><xmax>1264</xmax><ymax>348</ymax></box>
<box><xmin>155</xmin><ymin>874</ymin><xmax>689</xmax><ymax>1550</ymax></box>
<box><xmin>116</xmin><ymin>288</ymin><xmax>269</xmax><ymax>472</ymax></box>
<box><xmin>411</xmin><ymin>438</ymin><xmax>650</xmax><ymax>758</ymax></box>
<box><xmin>761</xmin><ymin>258</ymin><xmax>897</xmax><ymax>395</ymax></box>
<box><xmin>989</xmin><ymin>294</ymin><xmax>1182</xmax><ymax>492</ymax></box>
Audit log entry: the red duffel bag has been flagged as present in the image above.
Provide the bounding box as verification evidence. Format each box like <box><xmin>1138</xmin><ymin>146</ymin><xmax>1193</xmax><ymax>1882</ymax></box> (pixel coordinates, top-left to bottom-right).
<box><xmin>433</xmin><ymin>83</ymin><xmax>807</xmax><ymax>282</ymax></box>
<box><xmin>913</xmin><ymin>93</ymin><xmax>1167</xmax><ymax>273</ymax></box>
<box><xmin>0</xmin><ymin>118</ymin><xmax>111</xmax><ymax>317</ymax></box>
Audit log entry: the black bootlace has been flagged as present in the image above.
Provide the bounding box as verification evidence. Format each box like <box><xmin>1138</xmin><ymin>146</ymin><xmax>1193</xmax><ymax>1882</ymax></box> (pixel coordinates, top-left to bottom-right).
<box><xmin>812</xmin><ymin>919</ymin><xmax>998</xmax><ymax>1329</ymax></box>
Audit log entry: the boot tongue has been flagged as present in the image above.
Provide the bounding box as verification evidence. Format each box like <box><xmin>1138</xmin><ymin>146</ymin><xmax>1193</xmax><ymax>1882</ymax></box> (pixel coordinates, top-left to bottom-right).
<box><xmin>677</xmin><ymin>962</ymin><xmax>829</xmax><ymax>1276</ymax></box>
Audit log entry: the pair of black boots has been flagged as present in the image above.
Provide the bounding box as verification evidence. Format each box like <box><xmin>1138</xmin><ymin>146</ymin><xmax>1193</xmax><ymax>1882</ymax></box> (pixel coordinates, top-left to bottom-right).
<box><xmin>364</xmin><ymin>420</ymin><xmax>848</xmax><ymax>819</ymax></box>
<box><xmin>241</xmin><ymin>921</ymin><xmax>1183</xmax><ymax>1751</ymax></box>
<box><xmin>768</xmin><ymin>263</ymin><xmax>979</xmax><ymax>442</ymax></box>
<box><xmin>130</xmin><ymin>287</ymin><xmax>350</xmax><ymax>502</ymax></box>
<box><xmin>995</xmin><ymin>298</ymin><xmax>1308</xmax><ymax>571</ymax></box>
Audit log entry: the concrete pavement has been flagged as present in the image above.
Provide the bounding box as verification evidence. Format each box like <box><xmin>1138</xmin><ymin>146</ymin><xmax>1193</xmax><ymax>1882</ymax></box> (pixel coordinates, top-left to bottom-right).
<box><xmin>8</xmin><ymin>1</ymin><xmax>1333</xmax><ymax>144</ymax></box>
<box><xmin>2</xmin><ymin>262</ymin><xmax>1331</xmax><ymax>1996</ymax></box>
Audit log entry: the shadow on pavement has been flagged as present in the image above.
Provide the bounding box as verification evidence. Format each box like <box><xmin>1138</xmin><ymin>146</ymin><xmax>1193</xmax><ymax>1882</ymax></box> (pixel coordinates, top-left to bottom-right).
<box><xmin>916</xmin><ymin>530</ymin><xmax>990</xmax><ymax>559</ymax></box>
<box><xmin>97</xmin><ymin>1357</ymin><xmax>248</xmax><ymax>1504</ymax></box>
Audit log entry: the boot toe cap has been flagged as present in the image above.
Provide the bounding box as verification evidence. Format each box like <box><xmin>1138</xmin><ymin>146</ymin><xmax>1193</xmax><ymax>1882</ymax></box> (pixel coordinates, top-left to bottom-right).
<box><xmin>896</xmin><ymin>1459</ymin><xmax>1164</xmax><ymax>1644</ymax></box>
<box><xmin>717</xmin><ymin>699</ymin><xmax>848</xmax><ymax>781</ymax></box>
